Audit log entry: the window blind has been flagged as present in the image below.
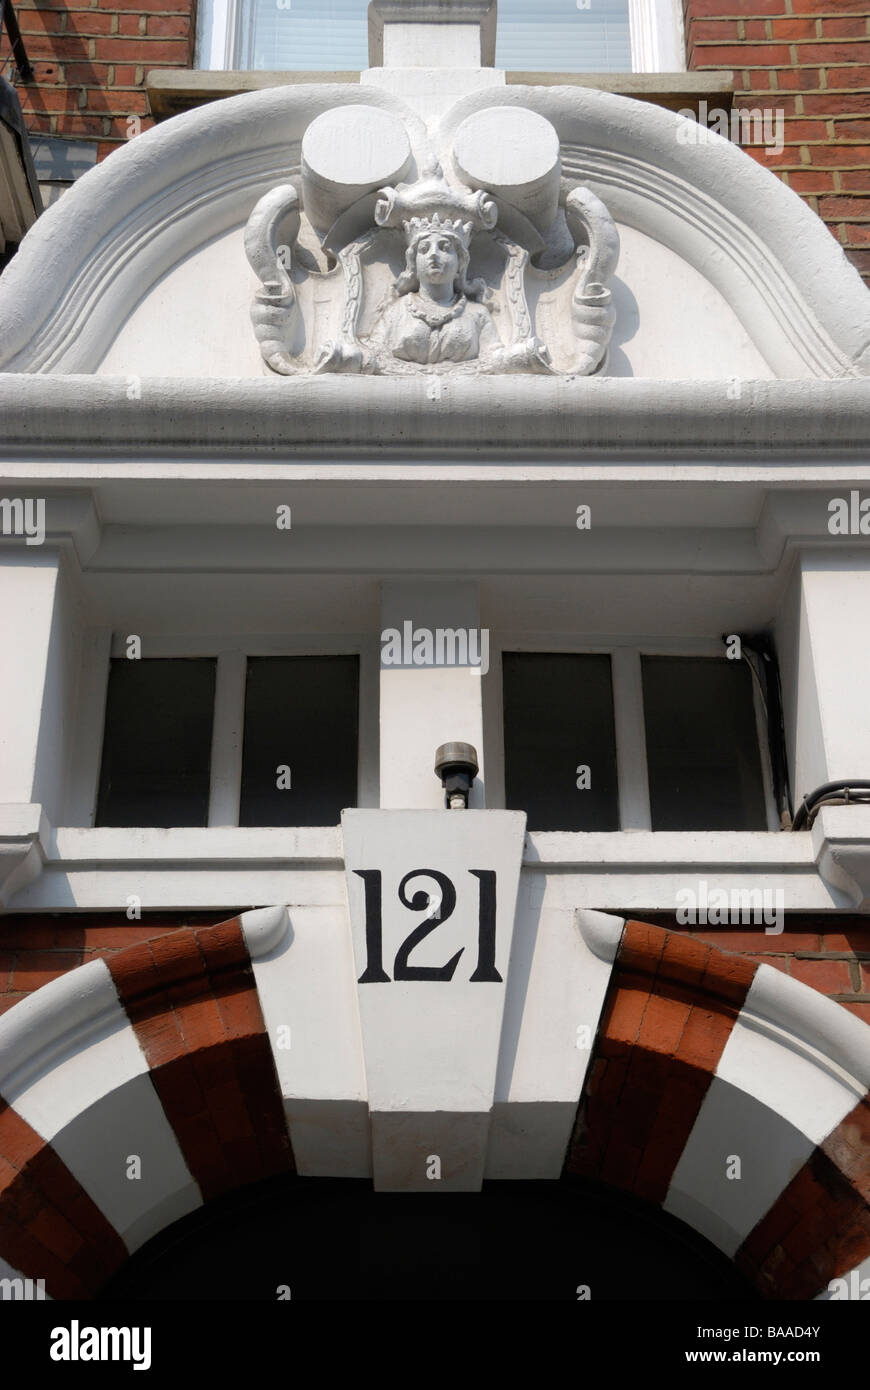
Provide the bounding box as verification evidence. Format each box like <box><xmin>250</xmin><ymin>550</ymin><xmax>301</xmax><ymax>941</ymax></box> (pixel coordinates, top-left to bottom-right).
<box><xmin>238</xmin><ymin>0</ymin><xmax>631</xmax><ymax>74</ymax></box>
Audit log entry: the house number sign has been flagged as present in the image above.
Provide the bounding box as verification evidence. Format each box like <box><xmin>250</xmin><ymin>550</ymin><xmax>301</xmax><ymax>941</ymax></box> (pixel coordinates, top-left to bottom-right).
<box><xmin>354</xmin><ymin>868</ymin><xmax>501</xmax><ymax>983</ymax></box>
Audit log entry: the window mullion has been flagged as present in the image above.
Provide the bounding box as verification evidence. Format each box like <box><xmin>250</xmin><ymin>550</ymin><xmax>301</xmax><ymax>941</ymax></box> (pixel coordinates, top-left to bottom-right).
<box><xmin>612</xmin><ymin>647</ymin><xmax>652</xmax><ymax>830</ymax></box>
<box><xmin>628</xmin><ymin>0</ymin><xmax>685</xmax><ymax>73</ymax></box>
<box><xmin>208</xmin><ymin>650</ymin><xmax>247</xmax><ymax>827</ymax></box>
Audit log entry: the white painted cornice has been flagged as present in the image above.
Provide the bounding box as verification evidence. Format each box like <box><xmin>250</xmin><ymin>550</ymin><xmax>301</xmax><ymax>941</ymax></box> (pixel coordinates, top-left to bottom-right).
<box><xmin>1</xmin><ymin>376</ymin><xmax>869</xmax><ymax>456</ymax></box>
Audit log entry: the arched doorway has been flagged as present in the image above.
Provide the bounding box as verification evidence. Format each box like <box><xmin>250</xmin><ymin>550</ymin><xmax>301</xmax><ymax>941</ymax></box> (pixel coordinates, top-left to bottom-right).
<box><xmin>100</xmin><ymin>1172</ymin><xmax>757</xmax><ymax>1301</ymax></box>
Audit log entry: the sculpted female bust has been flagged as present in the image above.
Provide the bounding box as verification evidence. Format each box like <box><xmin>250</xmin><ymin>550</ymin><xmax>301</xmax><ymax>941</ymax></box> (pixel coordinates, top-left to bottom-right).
<box><xmin>316</xmin><ymin>208</ymin><xmax>551</xmax><ymax>376</ymax></box>
<box><xmin>247</xmin><ymin>151</ymin><xmax>620</xmax><ymax>380</ymax></box>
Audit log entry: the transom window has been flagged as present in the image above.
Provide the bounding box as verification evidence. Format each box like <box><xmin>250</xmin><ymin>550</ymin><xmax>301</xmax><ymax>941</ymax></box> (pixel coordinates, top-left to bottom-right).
<box><xmin>501</xmin><ymin>650</ymin><xmax>773</xmax><ymax>833</ymax></box>
<box><xmin>96</xmin><ymin>654</ymin><xmax>360</xmax><ymax>828</ymax></box>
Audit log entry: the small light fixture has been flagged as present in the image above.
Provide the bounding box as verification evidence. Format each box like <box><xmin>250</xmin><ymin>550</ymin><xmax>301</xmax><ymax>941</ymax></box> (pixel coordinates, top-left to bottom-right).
<box><xmin>434</xmin><ymin>742</ymin><xmax>479</xmax><ymax>809</ymax></box>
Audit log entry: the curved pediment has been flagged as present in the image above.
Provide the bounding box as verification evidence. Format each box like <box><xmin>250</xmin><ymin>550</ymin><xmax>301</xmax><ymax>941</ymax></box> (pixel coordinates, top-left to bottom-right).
<box><xmin>0</xmin><ymin>80</ymin><xmax>867</xmax><ymax>380</ymax></box>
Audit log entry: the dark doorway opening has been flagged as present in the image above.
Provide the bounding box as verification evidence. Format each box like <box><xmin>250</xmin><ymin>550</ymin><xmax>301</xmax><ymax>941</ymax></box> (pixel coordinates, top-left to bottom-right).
<box><xmin>101</xmin><ymin>1174</ymin><xmax>757</xmax><ymax>1301</ymax></box>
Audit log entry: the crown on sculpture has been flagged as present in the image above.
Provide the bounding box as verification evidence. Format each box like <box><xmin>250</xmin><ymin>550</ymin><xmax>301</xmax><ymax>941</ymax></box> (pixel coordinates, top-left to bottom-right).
<box><xmin>375</xmin><ymin>160</ymin><xmax>498</xmax><ymax>241</ymax></box>
<box><xmin>403</xmin><ymin>212</ymin><xmax>475</xmax><ymax>249</ymax></box>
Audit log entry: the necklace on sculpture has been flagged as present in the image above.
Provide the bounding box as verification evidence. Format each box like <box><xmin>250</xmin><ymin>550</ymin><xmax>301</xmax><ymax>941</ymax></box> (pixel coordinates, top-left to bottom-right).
<box><xmin>408</xmin><ymin>294</ymin><xmax>467</xmax><ymax>329</ymax></box>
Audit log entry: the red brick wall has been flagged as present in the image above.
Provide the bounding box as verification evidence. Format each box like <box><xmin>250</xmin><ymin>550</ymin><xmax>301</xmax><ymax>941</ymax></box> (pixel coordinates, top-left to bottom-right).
<box><xmin>0</xmin><ymin>915</ymin><xmax>228</xmax><ymax>1015</ymax></box>
<box><xmin>1</xmin><ymin>0</ymin><xmax>197</xmax><ymax>161</ymax></box>
<box><xmin>685</xmin><ymin>0</ymin><xmax>870</xmax><ymax>285</ymax></box>
<box><xmin>1</xmin><ymin>913</ymin><xmax>869</xmax><ymax>1020</ymax></box>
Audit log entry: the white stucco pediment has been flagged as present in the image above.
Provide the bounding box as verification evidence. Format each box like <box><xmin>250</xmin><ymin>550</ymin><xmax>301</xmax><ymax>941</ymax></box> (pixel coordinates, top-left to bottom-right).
<box><xmin>0</xmin><ymin>81</ymin><xmax>868</xmax><ymax>381</ymax></box>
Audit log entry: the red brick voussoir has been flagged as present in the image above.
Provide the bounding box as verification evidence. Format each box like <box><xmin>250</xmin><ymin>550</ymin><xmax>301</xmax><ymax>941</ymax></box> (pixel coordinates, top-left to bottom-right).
<box><xmin>0</xmin><ymin>914</ymin><xmax>293</xmax><ymax>1298</ymax></box>
<box><xmin>105</xmin><ymin>917</ymin><xmax>294</xmax><ymax>1203</ymax></box>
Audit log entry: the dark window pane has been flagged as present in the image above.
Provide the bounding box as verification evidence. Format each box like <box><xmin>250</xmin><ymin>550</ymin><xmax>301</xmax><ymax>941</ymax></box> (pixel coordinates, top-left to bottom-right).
<box><xmin>96</xmin><ymin>659</ymin><xmax>215</xmax><ymax>827</ymax></box>
<box><xmin>240</xmin><ymin>656</ymin><xmax>359</xmax><ymax>826</ymax></box>
<box><xmin>503</xmin><ymin>653</ymin><xmax>619</xmax><ymax>831</ymax></box>
<box><xmin>642</xmin><ymin>657</ymin><xmax>768</xmax><ymax>831</ymax></box>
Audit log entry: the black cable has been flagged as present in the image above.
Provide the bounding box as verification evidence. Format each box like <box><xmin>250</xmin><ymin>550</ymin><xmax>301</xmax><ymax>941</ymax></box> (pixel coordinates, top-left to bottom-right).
<box><xmin>792</xmin><ymin>780</ymin><xmax>870</xmax><ymax>831</ymax></box>
<box><xmin>726</xmin><ymin>632</ymin><xmax>793</xmax><ymax>829</ymax></box>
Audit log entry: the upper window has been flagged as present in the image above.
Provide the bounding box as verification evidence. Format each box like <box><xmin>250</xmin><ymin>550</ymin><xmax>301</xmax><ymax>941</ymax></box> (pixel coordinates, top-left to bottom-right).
<box><xmin>95</xmin><ymin>654</ymin><xmax>359</xmax><ymax>828</ymax></box>
<box><xmin>206</xmin><ymin>0</ymin><xmax>681</xmax><ymax>74</ymax></box>
<box><xmin>641</xmin><ymin>656</ymin><xmax>768</xmax><ymax>832</ymax></box>
<box><xmin>239</xmin><ymin>656</ymin><xmax>359</xmax><ymax>827</ymax></box>
<box><xmin>502</xmin><ymin>650</ymin><xmax>772</xmax><ymax>833</ymax></box>
<box><xmin>97</xmin><ymin>658</ymin><xmax>216</xmax><ymax>827</ymax></box>
<box><xmin>503</xmin><ymin>652</ymin><xmax>619</xmax><ymax>831</ymax></box>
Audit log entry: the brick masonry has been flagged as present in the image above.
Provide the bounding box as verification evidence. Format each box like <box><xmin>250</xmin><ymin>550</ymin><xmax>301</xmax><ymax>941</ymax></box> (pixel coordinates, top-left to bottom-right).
<box><xmin>2</xmin><ymin>912</ymin><xmax>869</xmax><ymax>1017</ymax></box>
<box><xmin>565</xmin><ymin>916</ymin><xmax>870</xmax><ymax>1297</ymax></box>
<box><xmin>0</xmin><ymin>910</ymin><xmax>867</xmax><ymax>1297</ymax></box>
<box><xmin>685</xmin><ymin>0</ymin><xmax>870</xmax><ymax>284</ymax></box>
<box><xmin>0</xmin><ymin>913</ymin><xmax>294</xmax><ymax>1297</ymax></box>
<box><xmin>1</xmin><ymin>0</ymin><xmax>197</xmax><ymax>161</ymax></box>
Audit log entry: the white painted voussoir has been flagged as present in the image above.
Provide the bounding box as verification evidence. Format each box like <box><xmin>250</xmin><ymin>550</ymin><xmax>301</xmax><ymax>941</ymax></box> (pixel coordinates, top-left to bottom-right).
<box><xmin>0</xmin><ymin>957</ymin><xmax>138</xmax><ymax>1108</ymax></box>
<box><xmin>735</xmin><ymin>961</ymin><xmax>870</xmax><ymax>1102</ymax></box>
<box><xmin>664</xmin><ymin>963</ymin><xmax>870</xmax><ymax>1258</ymax></box>
<box><xmin>239</xmin><ymin>904</ymin><xmax>291</xmax><ymax>958</ymax></box>
<box><xmin>0</xmin><ymin>956</ymin><xmax>202</xmax><ymax>1252</ymax></box>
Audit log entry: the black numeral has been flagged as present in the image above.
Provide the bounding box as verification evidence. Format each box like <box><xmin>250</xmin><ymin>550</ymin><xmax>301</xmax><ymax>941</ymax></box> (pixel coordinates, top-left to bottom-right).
<box><xmin>393</xmin><ymin>870</ymin><xmax>461</xmax><ymax>980</ymax></box>
<box><xmin>356</xmin><ymin>868</ymin><xmax>500</xmax><ymax>983</ymax></box>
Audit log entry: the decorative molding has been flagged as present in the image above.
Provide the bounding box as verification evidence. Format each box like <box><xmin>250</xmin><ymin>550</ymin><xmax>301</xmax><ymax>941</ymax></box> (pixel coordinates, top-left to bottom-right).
<box><xmin>0</xmin><ymin>84</ymin><xmax>867</xmax><ymax>379</ymax></box>
<box><xmin>0</xmin><ymin>85</ymin><xmax>867</xmax><ymax>377</ymax></box>
<box><xmin>812</xmin><ymin>806</ymin><xmax>870</xmax><ymax>910</ymax></box>
<box><xmin>0</xmin><ymin>957</ymin><xmax>124</xmax><ymax>1103</ymax></box>
<box><xmin>239</xmin><ymin>904</ymin><xmax>292</xmax><ymax>958</ymax></box>
<box><xmin>575</xmin><ymin>908</ymin><xmax>625</xmax><ymax>963</ymax></box>
<box><xmin>0</xmin><ymin>802</ymin><xmax>49</xmax><ymax>909</ymax></box>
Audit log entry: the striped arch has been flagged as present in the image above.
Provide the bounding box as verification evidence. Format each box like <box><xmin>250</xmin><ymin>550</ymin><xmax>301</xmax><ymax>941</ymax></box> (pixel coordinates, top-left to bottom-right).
<box><xmin>0</xmin><ymin>908</ymin><xmax>868</xmax><ymax>1300</ymax></box>
<box><xmin>0</xmin><ymin>909</ymin><xmax>294</xmax><ymax>1299</ymax></box>
<box><xmin>566</xmin><ymin>919</ymin><xmax>870</xmax><ymax>1300</ymax></box>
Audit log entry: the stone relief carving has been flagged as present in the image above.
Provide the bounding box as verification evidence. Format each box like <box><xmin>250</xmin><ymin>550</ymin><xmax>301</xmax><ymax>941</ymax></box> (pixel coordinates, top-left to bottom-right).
<box><xmin>244</xmin><ymin>108</ymin><xmax>620</xmax><ymax>378</ymax></box>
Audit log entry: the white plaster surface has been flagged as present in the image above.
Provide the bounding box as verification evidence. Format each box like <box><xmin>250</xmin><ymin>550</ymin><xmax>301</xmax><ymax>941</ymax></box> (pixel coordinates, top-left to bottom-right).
<box><xmin>95</xmin><ymin>219</ymin><xmax>772</xmax><ymax>380</ymax></box>
<box><xmin>665</xmin><ymin>962</ymin><xmax>870</xmax><ymax>1256</ymax></box>
<box><xmin>379</xmin><ymin>580</ymin><xmax>487</xmax><ymax>810</ymax></box>
<box><xmin>342</xmin><ymin>809</ymin><xmax>525</xmax><ymax>1189</ymax></box>
<box><xmin>243</xmin><ymin>903</ymin><xmax>370</xmax><ymax>1177</ymax></box>
<box><xmin>0</xmin><ymin>555</ymin><xmax>61</xmax><ymax>805</ymax></box>
<box><xmin>486</xmin><ymin>907</ymin><xmax>624</xmax><ymax>1178</ymax></box>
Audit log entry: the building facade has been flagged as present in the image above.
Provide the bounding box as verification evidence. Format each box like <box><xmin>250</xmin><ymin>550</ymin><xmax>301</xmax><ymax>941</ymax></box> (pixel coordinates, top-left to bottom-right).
<box><xmin>0</xmin><ymin>0</ymin><xmax>870</xmax><ymax>1307</ymax></box>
